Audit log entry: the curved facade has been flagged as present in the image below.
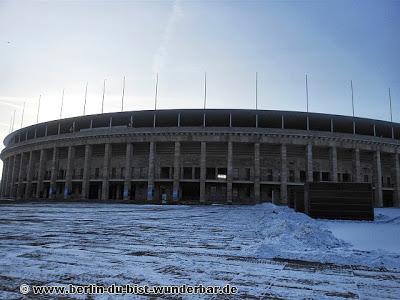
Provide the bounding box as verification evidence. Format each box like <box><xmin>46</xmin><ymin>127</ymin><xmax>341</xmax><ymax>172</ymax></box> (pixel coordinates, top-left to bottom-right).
<box><xmin>1</xmin><ymin>109</ymin><xmax>400</xmax><ymax>207</ymax></box>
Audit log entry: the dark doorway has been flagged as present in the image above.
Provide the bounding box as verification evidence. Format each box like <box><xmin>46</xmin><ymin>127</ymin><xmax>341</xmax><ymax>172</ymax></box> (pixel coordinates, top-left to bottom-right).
<box><xmin>89</xmin><ymin>182</ymin><xmax>102</xmax><ymax>200</ymax></box>
<box><xmin>43</xmin><ymin>182</ymin><xmax>50</xmax><ymax>199</ymax></box>
<box><xmin>181</xmin><ymin>182</ymin><xmax>200</xmax><ymax>203</ymax></box>
<box><xmin>383</xmin><ymin>190</ymin><xmax>394</xmax><ymax>207</ymax></box>
<box><xmin>109</xmin><ymin>182</ymin><xmax>124</xmax><ymax>200</ymax></box>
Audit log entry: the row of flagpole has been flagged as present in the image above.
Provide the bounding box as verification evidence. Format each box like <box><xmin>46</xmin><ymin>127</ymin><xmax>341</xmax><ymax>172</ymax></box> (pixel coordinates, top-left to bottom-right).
<box><xmin>7</xmin><ymin>73</ymin><xmax>396</xmax><ymax>134</ymax></box>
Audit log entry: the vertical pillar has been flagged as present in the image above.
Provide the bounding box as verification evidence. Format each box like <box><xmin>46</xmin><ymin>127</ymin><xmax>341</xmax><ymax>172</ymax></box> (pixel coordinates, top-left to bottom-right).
<box><xmin>394</xmin><ymin>151</ymin><xmax>400</xmax><ymax>207</ymax></box>
<box><xmin>374</xmin><ymin>150</ymin><xmax>383</xmax><ymax>207</ymax></box>
<box><xmin>1</xmin><ymin>158</ymin><xmax>9</xmax><ymax>197</ymax></box>
<box><xmin>173</xmin><ymin>141</ymin><xmax>180</xmax><ymax>202</ymax></box>
<box><xmin>123</xmin><ymin>143</ymin><xmax>132</xmax><ymax>200</ymax></box>
<box><xmin>8</xmin><ymin>155</ymin><xmax>17</xmax><ymax>197</ymax></box>
<box><xmin>0</xmin><ymin>160</ymin><xmax>4</xmax><ymax>196</ymax></box>
<box><xmin>227</xmin><ymin>141</ymin><xmax>233</xmax><ymax>204</ymax></box>
<box><xmin>147</xmin><ymin>141</ymin><xmax>155</xmax><ymax>202</ymax></box>
<box><xmin>25</xmin><ymin>152</ymin><xmax>33</xmax><ymax>199</ymax></box>
<box><xmin>101</xmin><ymin>143</ymin><xmax>111</xmax><ymax>200</ymax></box>
<box><xmin>200</xmin><ymin>141</ymin><xmax>206</xmax><ymax>203</ymax></box>
<box><xmin>49</xmin><ymin>147</ymin><xmax>58</xmax><ymax>199</ymax></box>
<box><xmin>64</xmin><ymin>146</ymin><xmax>75</xmax><ymax>199</ymax></box>
<box><xmin>353</xmin><ymin>148</ymin><xmax>361</xmax><ymax>183</ymax></box>
<box><xmin>254</xmin><ymin>143</ymin><xmax>260</xmax><ymax>203</ymax></box>
<box><xmin>7</xmin><ymin>157</ymin><xmax>14</xmax><ymax>197</ymax></box>
<box><xmin>330</xmin><ymin>146</ymin><xmax>338</xmax><ymax>182</ymax></box>
<box><xmin>10</xmin><ymin>155</ymin><xmax>17</xmax><ymax>197</ymax></box>
<box><xmin>3</xmin><ymin>158</ymin><xmax>11</xmax><ymax>196</ymax></box>
<box><xmin>17</xmin><ymin>153</ymin><xmax>24</xmax><ymax>199</ymax></box>
<box><xmin>82</xmin><ymin>144</ymin><xmax>91</xmax><ymax>199</ymax></box>
<box><xmin>306</xmin><ymin>143</ymin><xmax>313</xmax><ymax>182</ymax></box>
<box><xmin>280</xmin><ymin>144</ymin><xmax>287</xmax><ymax>204</ymax></box>
<box><xmin>36</xmin><ymin>150</ymin><xmax>45</xmax><ymax>199</ymax></box>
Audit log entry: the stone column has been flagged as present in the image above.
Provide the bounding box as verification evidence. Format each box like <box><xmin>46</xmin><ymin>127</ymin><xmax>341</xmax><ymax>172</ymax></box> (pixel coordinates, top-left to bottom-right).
<box><xmin>0</xmin><ymin>160</ymin><xmax>4</xmax><ymax>196</ymax></box>
<box><xmin>227</xmin><ymin>141</ymin><xmax>233</xmax><ymax>204</ymax></box>
<box><xmin>101</xmin><ymin>143</ymin><xmax>111</xmax><ymax>200</ymax></box>
<box><xmin>82</xmin><ymin>144</ymin><xmax>92</xmax><ymax>199</ymax></box>
<box><xmin>173</xmin><ymin>141</ymin><xmax>180</xmax><ymax>202</ymax></box>
<box><xmin>36</xmin><ymin>150</ymin><xmax>45</xmax><ymax>199</ymax></box>
<box><xmin>374</xmin><ymin>150</ymin><xmax>383</xmax><ymax>207</ymax></box>
<box><xmin>1</xmin><ymin>158</ymin><xmax>9</xmax><ymax>197</ymax></box>
<box><xmin>306</xmin><ymin>144</ymin><xmax>313</xmax><ymax>182</ymax></box>
<box><xmin>147</xmin><ymin>141</ymin><xmax>155</xmax><ymax>202</ymax></box>
<box><xmin>49</xmin><ymin>147</ymin><xmax>58</xmax><ymax>199</ymax></box>
<box><xmin>200</xmin><ymin>142</ymin><xmax>206</xmax><ymax>203</ymax></box>
<box><xmin>330</xmin><ymin>146</ymin><xmax>338</xmax><ymax>182</ymax></box>
<box><xmin>3</xmin><ymin>158</ymin><xmax>11</xmax><ymax>196</ymax></box>
<box><xmin>254</xmin><ymin>143</ymin><xmax>260</xmax><ymax>203</ymax></box>
<box><xmin>7</xmin><ymin>156</ymin><xmax>15</xmax><ymax>196</ymax></box>
<box><xmin>64</xmin><ymin>146</ymin><xmax>75</xmax><ymax>200</ymax></box>
<box><xmin>393</xmin><ymin>151</ymin><xmax>400</xmax><ymax>207</ymax></box>
<box><xmin>123</xmin><ymin>143</ymin><xmax>132</xmax><ymax>200</ymax></box>
<box><xmin>353</xmin><ymin>148</ymin><xmax>361</xmax><ymax>183</ymax></box>
<box><xmin>25</xmin><ymin>152</ymin><xmax>33</xmax><ymax>199</ymax></box>
<box><xmin>10</xmin><ymin>155</ymin><xmax>17</xmax><ymax>197</ymax></box>
<box><xmin>280</xmin><ymin>143</ymin><xmax>287</xmax><ymax>204</ymax></box>
<box><xmin>17</xmin><ymin>153</ymin><xmax>25</xmax><ymax>199</ymax></box>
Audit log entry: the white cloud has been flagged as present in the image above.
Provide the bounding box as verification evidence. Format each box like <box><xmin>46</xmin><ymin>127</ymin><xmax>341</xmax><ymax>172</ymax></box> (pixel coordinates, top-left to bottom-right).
<box><xmin>0</xmin><ymin>98</ymin><xmax>25</xmax><ymax>109</ymax></box>
<box><xmin>152</xmin><ymin>0</ymin><xmax>183</xmax><ymax>74</ymax></box>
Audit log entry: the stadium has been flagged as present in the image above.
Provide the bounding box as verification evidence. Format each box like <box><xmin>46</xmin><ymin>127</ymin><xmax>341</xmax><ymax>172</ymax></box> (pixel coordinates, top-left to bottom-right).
<box><xmin>0</xmin><ymin>108</ymin><xmax>399</xmax><ymax>207</ymax></box>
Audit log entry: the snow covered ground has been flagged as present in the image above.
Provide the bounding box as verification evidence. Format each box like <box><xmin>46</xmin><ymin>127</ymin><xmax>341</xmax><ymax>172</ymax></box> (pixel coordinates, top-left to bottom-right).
<box><xmin>323</xmin><ymin>208</ymin><xmax>400</xmax><ymax>253</ymax></box>
<box><xmin>0</xmin><ymin>202</ymin><xmax>399</xmax><ymax>299</ymax></box>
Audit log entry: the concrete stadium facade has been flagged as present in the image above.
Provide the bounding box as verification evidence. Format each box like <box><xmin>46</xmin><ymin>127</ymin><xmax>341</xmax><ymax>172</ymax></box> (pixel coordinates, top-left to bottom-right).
<box><xmin>1</xmin><ymin>109</ymin><xmax>400</xmax><ymax>207</ymax></box>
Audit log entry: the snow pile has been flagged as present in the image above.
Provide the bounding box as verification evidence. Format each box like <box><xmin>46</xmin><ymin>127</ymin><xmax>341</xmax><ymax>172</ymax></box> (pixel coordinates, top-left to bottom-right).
<box><xmin>246</xmin><ymin>204</ymin><xmax>348</xmax><ymax>259</ymax></box>
<box><xmin>246</xmin><ymin>204</ymin><xmax>400</xmax><ymax>270</ymax></box>
<box><xmin>260</xmin><ymin>208</ymin><xmax>346</xmax><ymax>250</ymax></box>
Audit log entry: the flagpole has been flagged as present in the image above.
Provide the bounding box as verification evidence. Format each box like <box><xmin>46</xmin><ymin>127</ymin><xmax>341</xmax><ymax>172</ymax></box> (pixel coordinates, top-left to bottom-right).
<box><xmin>154</xmin><ymin>73</ymin><xmax>158</xmax><ymax>111</ymax></box>
<box><xmin>121</xmin><ymin>76</ymin><xmax>125</xmax><ymax>112</ymax></box>
<box><xmin>204</xmin><ymin>72</ymin><xmax>207</xmax><ymax>110</ymax></box>
<box><xmin>389</xmin><ymin>87</ymin><xmax>393</xmax><ymax>123</ymax></box>
<box><xmin>83</xmin><ymin>82</ymin><xmax>88</xmax><ymax>116</ymax></box>
<box><xmin>153</xmin><ymin>73</ymin><xmax>159</xmax><ymax>127</ymax></box>
<box><xmin>255</xmin><ymin>71</ymin><xmax>259</xmax><ymax>127</ymax></box>
<box><xmin>20</xmin><ymin>101</ymin><xmax>25</xmax><ymax>129</ymax></box>
<box><xmin>351</xmin><ymin>80</ymin><xmax>355</xmax><ymax>134</ymax></box>
<box><xmin>60</xmin><ymin>88</ymin><xmax>64</xmax><ymax>119</ymax></box>
<box><xmin>389</xmin><ymin>87</ymin><xmax>394</xmax><ymax>138</ymax></box>
<box><xmin>101</xmin><ymin>79</ymin><xmax>106</xmax><ymax>114</ymax></box>
<box><xmin>255</xmin><ymin>72</ymin><xmax>258</xmax><ymax>110</ymax></box>
<box><xmin>9</xmin><ymin>115</ymin><xmax>12</xmax><ymax>134</ymax></box>
<box><xmin>305</xmin><ymin>74</ymin><xmax>309</xmax><ymax>130</ymax></box>
<box><xmin>203</xmin><ymin>72</ymin><xmax>207</xmax><ymax>127</ymax></box>
<box><xmin>36</xmin><ymin>95</ymin><xmax>41</xmax><ymax>124</ymax></box>
<box><xmin>11</xmin><ymin>110</ymin><xmax>16</xmax><ymax>132</ymax></box>
<box><xmin>351</xmin><ymin>80</ymin><xmax>355</xmax><ymax>118</ymax></box>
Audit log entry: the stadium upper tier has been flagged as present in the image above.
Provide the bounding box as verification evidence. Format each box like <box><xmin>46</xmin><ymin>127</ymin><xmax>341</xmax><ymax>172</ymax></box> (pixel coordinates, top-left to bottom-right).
<box><xmin>3</xmin><ymin>109</ymin><xmax>400</xmax><ymax>148</ymax></box>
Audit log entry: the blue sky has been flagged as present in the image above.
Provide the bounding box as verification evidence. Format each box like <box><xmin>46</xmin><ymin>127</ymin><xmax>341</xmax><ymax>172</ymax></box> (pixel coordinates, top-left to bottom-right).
<box><xmin>0</xmin><ymin>0</ymin><xmax>399</xmax><ymax>172</ymax></box>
